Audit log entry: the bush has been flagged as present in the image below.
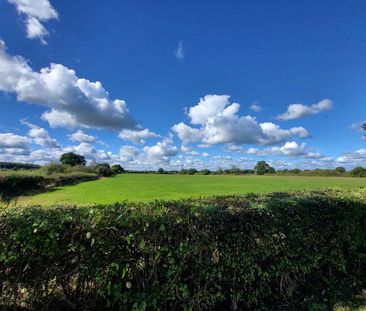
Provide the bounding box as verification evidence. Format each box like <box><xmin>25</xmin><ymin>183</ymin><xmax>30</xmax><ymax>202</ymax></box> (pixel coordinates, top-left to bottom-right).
<box><xmin>0</xmin><ymin>172</ymin><xmax>98</xmax><ymax>201</ymax></box>
<box><xmin>111</xmin><ymin>164</ymin><xmax>125</xmax><ymax>175</ymax></box>
<box><xmin>0</xmin><ymin>189</ymin><xmax>365</xmax><ymax>310</ymax></box>
<box><xmin>350</xmin><ymin>166</ymin><xmax>366</xmax><ymax>177</ymax></box>
<box><xmin>200</xmin><ymin>169</ymin><xmax>211</xmax><ymax>175</ymax></box>
<box><xmin>0</xmin><ymin>162</ymin><xmax>40</xmax><ymax>170</ymax></box>
<box><xmin>95</xmin><ymin>163</ymin><xmax>113</xmax><ymax>177</ymax></box>
<box><xmin>0</xmin><ymin>174</ymin><xmax>44</xmax><ymax>199</ymax></box>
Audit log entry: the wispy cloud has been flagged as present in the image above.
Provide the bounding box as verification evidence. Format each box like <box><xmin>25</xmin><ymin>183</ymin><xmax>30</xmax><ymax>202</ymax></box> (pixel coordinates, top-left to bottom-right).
<box><xmin>7</xmin><ymin>0</ymin><xmax>58</xmax><ymax>44</ymax></box>
<box><xmin>174</xmin><ymin>40</ymin><xmax>184</xmax><ymax>60</ymax></box>
<box><xmin>249</xmin><ymin>102</ymin><xmax>261</xmax><ymax>113</ymax></box>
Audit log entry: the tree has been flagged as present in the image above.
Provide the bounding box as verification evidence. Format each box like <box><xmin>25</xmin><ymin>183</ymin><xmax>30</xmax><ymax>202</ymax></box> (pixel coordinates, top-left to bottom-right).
<box><xmin>95</xmin><ymin>163</ymin><xmax>112</xmax><ymax>177</ymax></box>
<box><xmin>230</xmin><ymin>165</ymin><xmax>241</xmax><ymax>175</ymax></box>
<box><xmin>254</xmin><ymin>161</ymin><xmax>274</xmax><ymax>175</ymax></box>
<box><xmin>350</xmin><ymin>166</ymin><xmax>366</xmax><ymax>177</ymax></box>
<box><xmin>158</xmin><ymin>168</ymin><xmax>165</xmax><ymax>174</ymax></box>
<box><xmin>111</xmin><ymin>164</ymin><xmax>125</xmax><ymax>175</ymax></box>
<box><xmin>201</xmin><ymin>169</ymin><xmax>211</xmax><ymax>175</ymax></box>
<box><xmin>60</xmin><ymin>152</ymin><xmax>86</xmax><ymax>166</ymax></box>
<box><xmin>335</xmin><ymin>166</ymin><xmax>346</xmax><ymax>174</ymax></box>
<box><xmin>187</xmin><ymin>168</ymin><xmax>198</xmax><ymax>175</ymax></box>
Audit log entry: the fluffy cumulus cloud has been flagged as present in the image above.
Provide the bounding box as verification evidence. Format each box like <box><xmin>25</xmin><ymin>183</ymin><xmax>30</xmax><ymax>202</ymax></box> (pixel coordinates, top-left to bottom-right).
<box><xmin>0</xmin><ymin>40</ymin><xmax>138</xmax><ymax>130</ymax></box>
<box><xmin>172</xmin><ymin>122</ymin><xmax>202</xmax><ymax>145</ymax></box>
<box><xmin>0</xmin><ymin>133</ymin><xmax>31</xmax><ymax>157</ymax></box>
<box><xmin>119</xmin><ymin>129</ymin><xmax>159</xmax><ymax>144</ymax></box>
<box><xmin>277</xmin><ymin>99</ymin><xmax>333</xmax><ymax>121</ymax></box>
<box><xmin>172</xmin><ymin>94</ymin><xmax>309</xmax><ymax>146</ymax></box>
<box><xmin>69</xmin><ymin>130</ymin><xmax>96</xmax><ymax>143</ymax></box>
<box><xmin>143</xmin><ymin>136</ymin><xmax>178</xmax><ymax>158</ymax></box>
<box><xmin>21</xmin><ymin>120</ymin><xmax>59</xmax><ymax>148</ymax></box>
<box><xmin>7</xmin><ymin>0</ymin><xmax>58</xmax><ymax>43</ymax></box>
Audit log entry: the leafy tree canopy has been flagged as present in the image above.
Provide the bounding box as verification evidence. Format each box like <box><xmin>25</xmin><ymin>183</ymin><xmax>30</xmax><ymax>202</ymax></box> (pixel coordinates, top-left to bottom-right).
<box><xmin>60</xmin><ymin>152</ymin><xmax>86</xmax><ymax>166</ymax></box>
<box><xmin>254</xmin><ymin>161</ymin><xmax>275</xmax><ymax>175</ymax></box>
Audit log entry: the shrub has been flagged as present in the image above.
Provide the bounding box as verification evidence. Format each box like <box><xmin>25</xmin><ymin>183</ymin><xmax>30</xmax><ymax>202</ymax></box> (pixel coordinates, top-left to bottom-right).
<box><xmin>111</xmin><ymin>164</ymin><xmax>125</xmax><ymax>175</ymax></box>
<box><xmin>350</xmin><ymin>166</ymin><xmax>366</xmax><ymax>177</ymax></box>
<box><xmin>40</xmin><ymin>162</ymin><xmax>65</xmax><ymax>175</ymax></box>
<box><xmin>335</xmin><ymin>166</ymin><xmax>346</xmax><ymax>174</ymax></box>
<box><xmin>0</xmin><ymin>174</ymin><xmax>44</xmax><ymax>199</ymax></box>
<box><xmin>0</xmin><ymin>162</ymin><xmax>40</xmax><ymax>170</ymax></box>
<box><xmin>0</xmin><ymin>172</ymin><xmax>98</xmax><ymax>201</ymax></box>
<box><xmin>95</xmin><ymin>163</ymin><xmax>113</xmax><ymax>177</ymax></box>
<box><xmin>187</xmin><ymin>168</ymin><xmax>198</xmax><ymax>175</ymax></box>
<box><xmin>200</xmin><ymin>169</ymin><xmax>211</xmax><ymax>175</ymax></box>
<box><xmin>0</xmin><ymin>190</ymin><xmax>365</xmax><ymax>310</ymax></box>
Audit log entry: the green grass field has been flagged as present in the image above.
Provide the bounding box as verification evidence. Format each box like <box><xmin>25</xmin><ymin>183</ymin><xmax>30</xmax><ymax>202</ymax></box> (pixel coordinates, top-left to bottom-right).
<box><xmin>13</xmin><ymin>174</ymin><xmax>366</xmax><ymax>206</ymax></box>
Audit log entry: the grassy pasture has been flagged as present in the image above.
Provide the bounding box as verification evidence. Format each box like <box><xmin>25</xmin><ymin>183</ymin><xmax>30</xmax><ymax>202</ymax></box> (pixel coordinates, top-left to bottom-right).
<box><xmin>14</xmin><ymin>173</ymin><xmax>366</xmax><ymax>206</ymax></box>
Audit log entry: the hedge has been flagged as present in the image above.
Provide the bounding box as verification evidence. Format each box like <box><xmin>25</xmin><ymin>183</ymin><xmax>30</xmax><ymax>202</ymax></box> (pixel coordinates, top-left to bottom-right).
<box><xmin>0</xmin><ymin>190</ymin><xmax>365</xmax><ymax>310</ymax></box>
<box><xmin>0</xmin><ymin>172</ymin><xmax>99</xmax><ymax>200</ymax></box>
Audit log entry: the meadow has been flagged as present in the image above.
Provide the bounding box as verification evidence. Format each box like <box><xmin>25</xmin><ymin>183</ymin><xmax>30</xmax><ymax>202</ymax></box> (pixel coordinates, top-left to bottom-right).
<box><xmin>15</xmin><ymin>173</ymin><xmax>366</xmax><ymax>206</ymax></box>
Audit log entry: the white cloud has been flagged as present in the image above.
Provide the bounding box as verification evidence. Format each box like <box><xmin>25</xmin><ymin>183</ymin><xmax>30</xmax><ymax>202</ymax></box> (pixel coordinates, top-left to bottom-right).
<box><xmin>188</xmin><ymin>94</ymin><xmax>232</xmax><ymax>125</ymax></box>
<box><xmin>0</xmin><ymin>40</ymin><xmax>138</xmax><ymax>131</ymax></box>
<box><xmin>259</xmin><ymin>122</ymin><xmax>309</xmax><ymax>145</ymax></box>
<box><xmin>69</xmin><ymin>130</ymin><xmax>96</xmax><ymax>143</ymax></box>
<box><xmin>277</xmin><ymin>99</ymin><xmax>333</xmax><ymax>121</ymax></box>
<box><xmin>21</xmin><ymin>120</ymin><xmax>59</xmax><ymax>148</ymax></box>
<box><xmin>174</xmin><ymin>95</ymin><xmax>309</xmax><ymax>147</ymax></box>
<box><xmin>63</xmin><ymin>142</ymin><xmax>96</xmax><ymax>158</ymax></box>
<box><xmin>143</xmin><ymin>136</ymin><xmax>178</xmax><ymax>157</ymax></box>
<box><xmin>172</xmin><ymin>122</ymin><xmax>202</xmax><ymax>144</ymax></box>
<box><xmin>119</xmin><ymin>128</ymin><xmax>159</xmax><ymax>144</ymax></box>
<box><xmin>246</xmin><ymin>141</ymin><xmax>322</xmax><ymax>159</ymax></box>
<box><xmin>336</xmin><ymin>149</ymin><xmax>366</xmax><ymax>166</ymax></box>
<box><xmin>7</xmin><ymin>0</ymin><xmax>58</xmax><ymax>43</ymax></box>
<box><xmin>249</xmin><ymin>102</ymin><xmax>261</xmax><ymax>112</ymax></box>
<box><xmin>119</xmin><ymin>145</ymin><xmax>140</xmax><ymax>161</ymax></box>
<box><xmin>41</xmin><ymin>110</ymin><xmax>78</xmax><ymax>129</ymax></box>
<box><xmin>0</xmin><ymin>132</ymin><xmax>31</xmax><ymax>149</ymax></box>
<box><xmin>174</xmin><ymin>40</ymin><xmax>184</xmax><ymax>60</ymax></box>
<box><xmin>0</xmin><ymin>132</ymin><xmax>31</xmax><ymax>159</ymax></box>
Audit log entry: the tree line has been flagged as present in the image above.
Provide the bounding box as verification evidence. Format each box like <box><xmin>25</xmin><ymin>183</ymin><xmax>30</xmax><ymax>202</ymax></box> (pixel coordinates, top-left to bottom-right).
<box><xmin>2</xmin><ymin>152</ymin><xmax>366</xmax><ymax>177</ymax></box>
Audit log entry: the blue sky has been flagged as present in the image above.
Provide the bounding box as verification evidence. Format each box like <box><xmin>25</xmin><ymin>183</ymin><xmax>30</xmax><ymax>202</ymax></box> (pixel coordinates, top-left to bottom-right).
<box><xmin>0</xmin><ymin>0</ymin><xmax>365</xmax><ymax>170</ymax></box>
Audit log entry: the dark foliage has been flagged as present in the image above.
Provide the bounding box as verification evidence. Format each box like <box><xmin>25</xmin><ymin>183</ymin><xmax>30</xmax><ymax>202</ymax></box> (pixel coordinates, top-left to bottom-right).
<box><xmin>350</xmin><ymin>166</ymin><xmax>366</xmax><ymax>177</ymax></box>
<box><xmin>111</xmin><ymin>164</ymin><xmax>125</xmax><ymax>175</ymax></box>
<box><xmin>0</xmin><ymin>190</ymin><xmax>365</xmax><ymax>310</ymax></box>
<box><xmin>95</xmin><ymin>163</ymin><xmax>113</xmax><ymax>177</ymax></box>
<box><xmin>0</xmin><ymin>162</ymin><xmax>40</xmax><ymax>170</ymax></box>
<box><xmin>0</xmin><ymin>173</ymin><xmax>98</xmax><ymax>201</ymax></box>
<box><xmin>60</xmin><ymin>153</ymin><xmax>87</xmax><ymax>167</ymax></box>
<box><xmin>254</xmin><ymin>161</ymin><xmax>275</xmax><ymax>175</ymax></box>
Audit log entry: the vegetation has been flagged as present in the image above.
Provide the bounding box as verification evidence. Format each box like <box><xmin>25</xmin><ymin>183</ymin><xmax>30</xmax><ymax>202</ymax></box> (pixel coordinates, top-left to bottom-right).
<box><xmin>111</xmin><ymin>164</ymin><xmax>125</xmax><ymax>175</ymax></box>
<box><xmin>0</xmin><ymin>155</ymin><xmax>126</xmax><ymax>202</ymax></box>
<box><xmin>0</xmin><ymin>170</ymin><xmax>98</xmax><ymax>201</ymax></box>
<box><xmin>95</xmin><ymin>163</ymin><xmax>113</xmax><ymax>177</ymax></box>
<box><xmin>0</xmin><ymin>162</ymin><xmax>40</xmax><ymax>170</ymax></box>
<box><xmin>15</xmin><ymin>174</ymin><xmax>366</xmax><ymax>206</ymax></box>
<box><xmin>254</xmin><ymin>161</ymin><xmax>275</xmax><ymax>175</ymax></box>
<box><xmin>60</xmin><ymin>152</ymin><xmax>87</xmax><ymax>166</ymax></box>
<box><xmin>350</xmin><ymin>167</ymin><xmax>366</xmax><ymax>178</ymax></box>
<box><xmin>0</xmin><ymin>189</ymin><xmax>365</xmax><ymax>310</ymax></box>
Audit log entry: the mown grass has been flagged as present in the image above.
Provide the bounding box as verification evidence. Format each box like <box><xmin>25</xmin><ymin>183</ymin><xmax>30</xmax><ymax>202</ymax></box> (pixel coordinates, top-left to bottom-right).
<box><xmin>14</xmin><ymin>173</ymin><xmax>366</xmax><ymax>206</ymax></box>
